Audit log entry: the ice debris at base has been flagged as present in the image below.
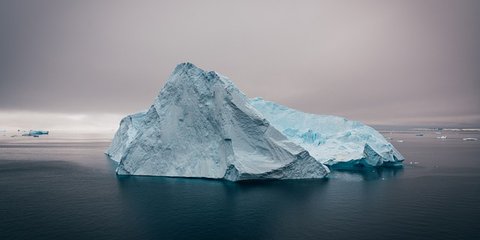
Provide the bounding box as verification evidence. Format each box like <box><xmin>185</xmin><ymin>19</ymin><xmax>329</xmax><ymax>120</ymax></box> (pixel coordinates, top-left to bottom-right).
<box><xmin>250</xmin><ymin>98</ymin><xmax>404</xmax><ymax>169</ymax></box>
<box><xmin>106</xmin><ymin>63</ymin><xmax>330</xmax><ymax>181</ymax></box>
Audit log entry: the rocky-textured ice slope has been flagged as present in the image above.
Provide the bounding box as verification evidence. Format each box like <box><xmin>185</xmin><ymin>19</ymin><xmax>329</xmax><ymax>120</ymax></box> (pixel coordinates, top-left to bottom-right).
<box><xmin>250</xmin><ymin>98</ymin><xmax>404</xmax><ymax>169</ymax></box>
<box><xmin>106</xmin><ymin>63</ymin><xmax>330</xmax><ymax>181</ymax></box>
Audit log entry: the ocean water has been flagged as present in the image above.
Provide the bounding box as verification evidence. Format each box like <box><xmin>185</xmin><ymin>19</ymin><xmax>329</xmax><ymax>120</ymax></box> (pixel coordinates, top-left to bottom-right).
<box><xmin>0</xmin><ymin>130</ymin><xmax>479</xmax><ymax>240</ymax></box>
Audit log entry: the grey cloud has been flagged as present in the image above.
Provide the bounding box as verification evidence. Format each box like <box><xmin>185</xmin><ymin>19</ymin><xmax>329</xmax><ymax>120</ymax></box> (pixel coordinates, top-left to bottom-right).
<box><xmin>0</xmin><ymin>0</ymin><xmax>479</xmax><ymax>127</ymax></box>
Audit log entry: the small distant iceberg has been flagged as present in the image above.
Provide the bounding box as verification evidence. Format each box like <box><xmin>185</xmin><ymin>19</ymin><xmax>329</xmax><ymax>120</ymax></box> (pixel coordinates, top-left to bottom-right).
<box><xmin>22</xmin><ymin>130</ymin><xmax>49</xmax><ymax>137</ymax></box>
<box><xmin>463</xmin><ymin>138</ymin><xmax>478</xmax><ymax>141</ymax></box>
<box><xmin>437</xmin><ymin>135</ymin><xmax>447</xmax><ymax>139</ymax></box>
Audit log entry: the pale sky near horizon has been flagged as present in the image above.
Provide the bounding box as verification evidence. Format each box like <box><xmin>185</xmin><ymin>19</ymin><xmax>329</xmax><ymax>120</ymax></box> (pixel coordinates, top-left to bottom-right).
<box><xmin>1</xmin><ymin>0</ymin><xmax>479</xmax><ymax>131</ymax></box>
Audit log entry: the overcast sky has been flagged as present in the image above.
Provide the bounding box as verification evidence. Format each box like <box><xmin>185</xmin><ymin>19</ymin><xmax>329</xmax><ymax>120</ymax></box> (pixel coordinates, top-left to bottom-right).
<box><xmin>1</xmin><ymin>0</ymin><xmax>479</xmax><ymax>131</ymax></box>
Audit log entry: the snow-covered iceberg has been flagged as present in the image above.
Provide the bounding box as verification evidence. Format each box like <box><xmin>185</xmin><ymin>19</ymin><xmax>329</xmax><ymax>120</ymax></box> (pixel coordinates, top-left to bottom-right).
<box><xmin>106</xmin><ymin>63</ymin><xmax>330</xmax><ymax>181</ymax></box>
<box><xmin>250</xmin><ymin>98</ymin><xmax>404</xmax><ymax>169</ymax></box>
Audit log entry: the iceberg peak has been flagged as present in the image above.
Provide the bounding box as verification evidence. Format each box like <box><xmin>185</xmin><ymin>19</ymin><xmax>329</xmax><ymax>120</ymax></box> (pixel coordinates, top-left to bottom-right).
<box><xmin>173</xmin><ymin>62</ymin><xmax>198</xmax><ymax>71</ymax></box>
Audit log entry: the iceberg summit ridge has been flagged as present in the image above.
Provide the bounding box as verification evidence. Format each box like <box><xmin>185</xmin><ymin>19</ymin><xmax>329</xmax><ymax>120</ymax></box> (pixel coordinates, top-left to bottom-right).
<box><xmin>106</xmin><ymin>63</ymin><xmax>403</xmax><ymax>181</ymax></box>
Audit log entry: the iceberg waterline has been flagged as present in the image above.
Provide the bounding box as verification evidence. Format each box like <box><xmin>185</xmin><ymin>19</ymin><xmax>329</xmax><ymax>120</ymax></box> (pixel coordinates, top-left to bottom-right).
<box><xmin>106</xmin><ymin>63</ymin><xmax>403</xmax><ymax>181</ymax></box>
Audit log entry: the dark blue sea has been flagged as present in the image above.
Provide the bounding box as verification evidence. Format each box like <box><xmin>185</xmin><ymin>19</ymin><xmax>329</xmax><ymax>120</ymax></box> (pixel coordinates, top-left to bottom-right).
<box><xmin>1</xmin><ymin>130</ymin><xmax>479</xmax><ymax>240</ymax></box>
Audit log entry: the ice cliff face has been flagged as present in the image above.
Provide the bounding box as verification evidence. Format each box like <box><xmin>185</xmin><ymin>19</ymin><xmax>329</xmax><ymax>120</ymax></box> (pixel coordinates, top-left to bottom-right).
<box><xmin>106</xmin><ymin>63</ymin><xmax>330</xmax><ymax>181</ymax></box>
<box><xmin>250</xmin><ymin>98</ymin><xmax>404</xmax><ymax>169</ymax></box>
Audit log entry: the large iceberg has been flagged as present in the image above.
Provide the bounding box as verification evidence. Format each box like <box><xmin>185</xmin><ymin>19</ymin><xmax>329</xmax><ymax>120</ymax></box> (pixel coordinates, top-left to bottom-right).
<box><xmin>250</xmin><ymin>98</ymin><xmax>404</xmax><ymax>169</ymax></box>
<box><xmin>106</xmin><ymin>63</ymin><xmax>330</xmax><ymax>181</ymax></box>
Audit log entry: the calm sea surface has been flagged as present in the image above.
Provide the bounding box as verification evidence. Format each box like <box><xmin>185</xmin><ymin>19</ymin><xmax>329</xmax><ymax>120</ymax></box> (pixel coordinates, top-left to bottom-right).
<box><xmin>0</xmin><ymin>130</ymin><xmax>479</xmax><ymax>240</ymax></box>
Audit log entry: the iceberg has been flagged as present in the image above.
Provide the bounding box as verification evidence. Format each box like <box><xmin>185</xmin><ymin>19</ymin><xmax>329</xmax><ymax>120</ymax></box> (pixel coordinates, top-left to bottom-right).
<box><xmin>250</xmin><ymin>98</ymin><xmax>404</xmax><ymax>169</ymax></box>
<box><xmin>22</xmin><ymin>130</ymin><xmax>49</xmax><ymax>137</ymax></box>
<box><xmin>106</xmin><ymin>63</ymin><xmax>329</xmax><ymax>181</ymax></box>
<box><xmin>29</xmin><ymin>130</ymin><xmax>49</xmax><ymax>135</ymax></box>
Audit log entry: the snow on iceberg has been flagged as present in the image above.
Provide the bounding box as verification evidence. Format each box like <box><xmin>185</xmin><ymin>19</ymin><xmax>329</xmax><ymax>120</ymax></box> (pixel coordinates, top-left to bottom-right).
<box><xmin>106</xmin><ymin>63</ymin><xmax>329</xmax><ymax>181</ymax></box>
<box><xmin>250</xmin><ymin>98</ymin><xmax>404</xmax><ymax>169</ymax></box>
